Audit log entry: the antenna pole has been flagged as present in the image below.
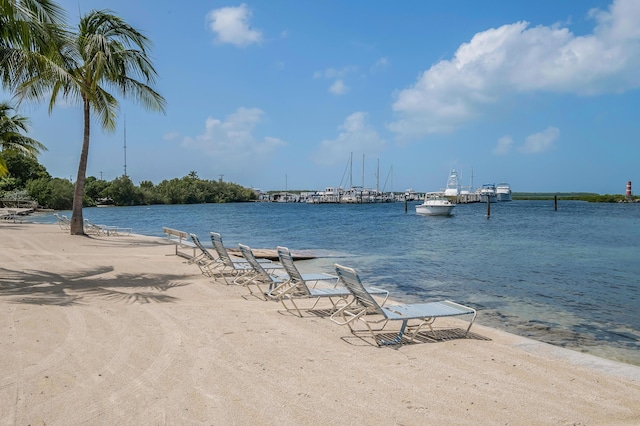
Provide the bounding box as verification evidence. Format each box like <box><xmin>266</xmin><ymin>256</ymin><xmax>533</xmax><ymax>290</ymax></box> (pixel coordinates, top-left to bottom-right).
<box><xmin>123</xmin><ymin>115</ymin><xmax>127</xmax><ymax>177</ymax></box>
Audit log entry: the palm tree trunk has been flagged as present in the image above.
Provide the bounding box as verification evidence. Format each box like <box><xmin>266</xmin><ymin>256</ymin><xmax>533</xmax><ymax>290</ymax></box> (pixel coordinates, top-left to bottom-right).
<box><xmin>70</xmin><ymin>98</ymin><xmax>91</xmax><ymax>235</ymax></box>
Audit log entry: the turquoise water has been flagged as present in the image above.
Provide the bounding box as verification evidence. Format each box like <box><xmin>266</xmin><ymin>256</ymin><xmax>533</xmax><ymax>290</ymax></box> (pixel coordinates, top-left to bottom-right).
<box><xmin>43</xmin><ymin>201</ymin><xmax>640</xmax><ymax>365</ymax></box>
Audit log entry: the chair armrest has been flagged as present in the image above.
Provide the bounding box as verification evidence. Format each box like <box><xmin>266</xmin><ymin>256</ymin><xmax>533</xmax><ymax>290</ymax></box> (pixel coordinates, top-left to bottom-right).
<box><xmin>370</xmin><ymin>287</ymin><xmax>390</xmax><ymax>306</ymax></box>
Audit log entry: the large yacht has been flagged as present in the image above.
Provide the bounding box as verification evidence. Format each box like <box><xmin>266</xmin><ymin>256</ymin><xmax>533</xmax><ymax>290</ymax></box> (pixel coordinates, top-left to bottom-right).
<box><xmin>496</xmin><ymin>183</ymin><xmax>512</xmax><ymax>202</ymax></box>
<box><xmin>443</xmin><ymin>169</ymin><xmax>461</xmax><ymax>199</ymax></box>
<box><xmin>478</xmin><ymin>183</ymin><xmax>497</xmax><ymax>203</ymax></box>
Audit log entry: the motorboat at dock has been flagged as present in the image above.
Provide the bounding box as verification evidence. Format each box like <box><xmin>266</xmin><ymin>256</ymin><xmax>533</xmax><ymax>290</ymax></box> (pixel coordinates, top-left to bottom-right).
<box><xmin>478</xmin><ymin>183</ymin><xmax>497</xmax><ymax>203</ymax></box>
<box><xmin>496</xmin><ymin>183</ymin><xmax>512</xmax><ymax>202</ymax></box>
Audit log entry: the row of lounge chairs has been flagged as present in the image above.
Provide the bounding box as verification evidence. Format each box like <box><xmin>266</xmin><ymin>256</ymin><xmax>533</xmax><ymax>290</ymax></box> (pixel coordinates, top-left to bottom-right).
<box><xmin>180</xmin><ymin>230</ymin><xmax>477</xmax><ymax>346</ymax></box>
<box><xmin>54</xmin><ymin>213</ymin><xmax>132</xmax><ymax>236</ymax></box>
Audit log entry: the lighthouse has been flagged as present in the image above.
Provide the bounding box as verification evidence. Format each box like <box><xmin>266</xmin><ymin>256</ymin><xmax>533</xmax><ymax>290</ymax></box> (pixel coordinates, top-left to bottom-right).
<box><xmin>626</xmin><ymin>181</ymin><xmax>633</xmax><ymax>202</ymax></box>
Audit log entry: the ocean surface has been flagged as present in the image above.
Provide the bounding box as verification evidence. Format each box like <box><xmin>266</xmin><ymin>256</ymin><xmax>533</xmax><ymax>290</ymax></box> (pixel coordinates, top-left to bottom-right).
<box><xmin>37</xmin><ymin>200</ymin><xmax>640</xmax><ymax>366</ymax></box>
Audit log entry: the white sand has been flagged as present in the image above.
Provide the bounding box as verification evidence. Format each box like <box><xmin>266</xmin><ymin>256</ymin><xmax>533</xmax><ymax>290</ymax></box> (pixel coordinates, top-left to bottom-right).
<box><xmin>1</xmin><ymin>223</ymin><xmax>639</xmax><ymax>425</ymax></box>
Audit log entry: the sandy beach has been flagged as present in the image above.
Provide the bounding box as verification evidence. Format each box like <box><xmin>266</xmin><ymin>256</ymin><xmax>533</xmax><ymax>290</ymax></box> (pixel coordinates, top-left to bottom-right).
<box><xmin>1</xmin><ymin>222</ymin><xmax>639</xmax><ymax>425</ymax></box>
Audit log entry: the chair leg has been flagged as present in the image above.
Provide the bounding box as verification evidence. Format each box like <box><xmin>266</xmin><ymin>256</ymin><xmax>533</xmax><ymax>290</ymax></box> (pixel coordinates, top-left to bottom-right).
<box><xmin>379</xmin><ymin>320</ymin><xmax>408</xmax><ymax>345</ymax></box>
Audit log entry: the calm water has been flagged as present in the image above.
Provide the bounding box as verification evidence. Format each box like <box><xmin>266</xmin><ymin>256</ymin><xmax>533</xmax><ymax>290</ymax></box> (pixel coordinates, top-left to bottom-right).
<box><xmin>41</xmin><ymin>200</ymin><xmax>640</xmax><ymax>365</ymax></box>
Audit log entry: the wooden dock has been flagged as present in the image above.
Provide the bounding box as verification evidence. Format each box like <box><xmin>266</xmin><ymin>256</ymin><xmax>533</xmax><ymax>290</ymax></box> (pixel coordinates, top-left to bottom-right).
<box><xmin>226</xmin><ymin>248</ymin><xmax>316</xmax><ymax>261</ymax></box>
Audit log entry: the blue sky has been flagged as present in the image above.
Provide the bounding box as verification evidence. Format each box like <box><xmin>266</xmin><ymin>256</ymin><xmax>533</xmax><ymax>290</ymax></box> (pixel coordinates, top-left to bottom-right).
<box><xmin>4</xmin><ymin>0</ymin><xmax>640</xmax><ymax>193</ymax></box>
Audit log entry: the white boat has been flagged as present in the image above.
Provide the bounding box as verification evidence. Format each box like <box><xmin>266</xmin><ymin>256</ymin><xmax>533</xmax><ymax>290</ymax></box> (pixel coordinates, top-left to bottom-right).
<box><xmin>96</xmin><ymin>197</ymin><xmax>115</xmax><ymax>207</ymax></box>
<box><xmin>415</xmin><ymin>193</ymin><xmax>455</xmax><ymax>216</ymax></box>
<box><xmin>404</xmin><ymin>189</ymin><xmax>419</xmax><ymax>201</ymax></box>
<box><xmin>496</xmin><ymin>183</ymin><xmax>512</xmax><ymax>202</ymax></box>
<box><xmin>443</xmin><ymin>169</ymin><xmax>461</xmax><ymax>198</ymax></box>
<box><xmin>478</xmin><ymin>183</ymin><xmax>497</xmax><ymax>203</ymax></box>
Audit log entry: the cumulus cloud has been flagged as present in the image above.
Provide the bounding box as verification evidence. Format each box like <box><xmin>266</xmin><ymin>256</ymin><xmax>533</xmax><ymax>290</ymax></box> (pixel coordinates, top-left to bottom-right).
<box><xmin>315</xmin><ymin>112</ymin><xmax>386</xmax><ymax>165</ymax></box>
<box><xmin>329</xmin><ymin>79</ymin><xmax>348</xmax><ymax>95</ymax></box>
<box><xmin>521</xmin><ymin>127</ymin><xmax>560</xmax><ymax>153</ymax></box>
<box><xmin>494</xmin><ymin>136</ymin><xmax>513</xmax><ymax>155</ymax></box>
<box><xmin>389</xmin><ymin>0</ymin><xmax>640</xmax><ymax>141</ymax></box>
<box><xmin>181</xmin><ymin>107</ymin><xmax>286</xmax><ymax>164</ymax></box>
<box><xmin>206</xmin><ymin>4</ymin><xmax>262</xmax><ymax>47</ymax></box>
<box><xmin>314</xmin><ymin>66</ymin><xmax>357</xmax><ymax>95</ymax></box>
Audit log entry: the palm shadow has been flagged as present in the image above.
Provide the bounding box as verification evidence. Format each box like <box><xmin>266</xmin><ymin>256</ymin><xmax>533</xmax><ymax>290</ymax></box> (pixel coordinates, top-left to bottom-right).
<box><xmin>0</xmin><ymin>266</ymin><xmax>190</xmax><ymax>306</ymax></box>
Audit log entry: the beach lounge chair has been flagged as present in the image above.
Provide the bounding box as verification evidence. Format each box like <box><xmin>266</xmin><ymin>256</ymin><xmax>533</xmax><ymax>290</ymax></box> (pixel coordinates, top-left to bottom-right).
<box><xmin>189</xmin><ymin>233</ymin><xmax>268</xmax><ymax>275</ymax></box>
<box><xmin>330</xmin><ymin>264</ymin><xmax>477</xmax><ymax>345</ymax></box>
<box><xmin>83</xmin><ymin>219</ymin><xmax>112</xmax><ymax>235</ymax></box>
<box><xmin>210</xmin><ymin>232</ymin><xmax>260</xmax><ymax>284</ymax></box>
<box><xmin>237</xmin><ymin>243</ymin><xmax>285</xmax><ymax>299</ymax></box>
<box><xmin>83</xmin><ymin>218</ymin><xmax>131</xmax><ymax>236</ymax></box>
<box><xmin>188</xmin><ymin>233</ymin><xmax>219</xmax><ymax>272</ymax></box>
<box><xmin>54</xmin><ymin>213</ymin><xmax>71</xmax><ymax>230</ymax></box>
<box><xmin>267</xmin><ymin>246</ymin><xmax>367</xmax><ymax>316</ymax></box>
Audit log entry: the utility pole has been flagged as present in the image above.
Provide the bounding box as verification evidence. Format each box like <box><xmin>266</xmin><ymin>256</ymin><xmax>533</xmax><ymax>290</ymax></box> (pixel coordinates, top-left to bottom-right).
<box><xmin>123</xmin><ymin>115</ymin><xmax>127</xmax><ymax>177</ymax></box>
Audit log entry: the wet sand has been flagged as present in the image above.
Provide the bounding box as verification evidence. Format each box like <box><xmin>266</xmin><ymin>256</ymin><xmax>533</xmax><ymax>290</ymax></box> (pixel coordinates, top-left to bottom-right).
<box><xmin>1</xmin><ymin>223</ymin><xmax>639</xmax><ymax>425</ymax></box>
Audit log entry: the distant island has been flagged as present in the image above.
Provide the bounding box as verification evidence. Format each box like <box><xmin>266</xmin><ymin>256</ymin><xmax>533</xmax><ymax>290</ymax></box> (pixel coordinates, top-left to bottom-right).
<box><xmin>513</xmin><ymin>192</ymin><xmax>639</xmax><ymax>203</ymax></box>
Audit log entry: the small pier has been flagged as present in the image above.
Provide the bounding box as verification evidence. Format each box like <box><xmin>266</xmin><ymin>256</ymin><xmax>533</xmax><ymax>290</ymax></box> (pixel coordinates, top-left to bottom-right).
<box><xmin>456</xmin><ymin>193</ymin><xmax>481</xmax><ymax>204</ymax></box>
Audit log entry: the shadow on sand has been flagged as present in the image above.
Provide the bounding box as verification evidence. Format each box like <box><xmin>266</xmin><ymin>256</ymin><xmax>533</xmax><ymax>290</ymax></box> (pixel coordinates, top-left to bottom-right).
<box><xmin>0</xmin><ymin>266</ymin><xmax>190</xmax><ymax>306</ymax></box>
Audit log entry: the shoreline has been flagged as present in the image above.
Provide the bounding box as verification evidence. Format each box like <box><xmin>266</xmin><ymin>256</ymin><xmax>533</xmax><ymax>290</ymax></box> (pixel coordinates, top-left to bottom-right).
<box><xmin>9</xmin><ymin>218</ymin><xmax>640</xmax><ymax>367</ymax></box>
<box><xmin>2</xmin><ymin>222</ymin><xmax>639</xmax><ymax>424</ymax></box>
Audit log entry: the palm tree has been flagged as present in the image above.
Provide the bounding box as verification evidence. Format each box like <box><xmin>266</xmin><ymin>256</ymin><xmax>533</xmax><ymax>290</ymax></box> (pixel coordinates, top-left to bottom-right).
<box><xmin>15</xmin><ymin>9</ymin><xmax>166</xmax><ymax>235</ymax></box>
<box><xmin>0</xmin><ymin>101</ymin><xmax>47</xmax><ymax>175</ymax></box>
<box><xmin>0</xmin><ymin>0</ymin><xmax>67</xmax><ymax>89</ymax></box>
<box><xmin>1</xmin><ymin>0</ymin><xmax>64</xmax><ymax>176</ymax></box>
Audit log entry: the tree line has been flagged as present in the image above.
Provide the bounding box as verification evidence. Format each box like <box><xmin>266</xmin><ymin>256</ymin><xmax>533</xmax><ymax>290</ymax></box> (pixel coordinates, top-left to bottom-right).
<box><xmin>513</xmin><ymin>192</ymin><xmax>637</xmax><ymax>203</ymax></box>
<box><xmin>0</xmin><ymin>152</ymin><xmax>256</xmax><ymax>209</ymax></box>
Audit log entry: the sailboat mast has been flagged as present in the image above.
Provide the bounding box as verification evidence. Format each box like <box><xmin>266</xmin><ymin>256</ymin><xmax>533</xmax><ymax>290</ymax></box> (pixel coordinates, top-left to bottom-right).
<box><xmin>376</xmin><ymin>158</ymin><xmax>380</xmax><ymax>193</ymax></box>
<box><xmin>362</xmin><ymin>153</ymin><xmax>365</xmax><ymax>188</ymax></box>
<box><xmin>349</xmin><ymin>152</ymin><xmax>353</xmax><ymax>188</ymax></box>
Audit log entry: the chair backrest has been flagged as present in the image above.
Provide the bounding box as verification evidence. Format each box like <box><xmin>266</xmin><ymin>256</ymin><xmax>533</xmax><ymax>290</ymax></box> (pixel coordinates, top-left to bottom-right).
<box><xmin>334</xmin><ymin>264</ymin><xmax>385</xmax><ymax>315</ymax></box>
<box><xmin>190</xmin><ymin>233</ymin><xmax>215</xmax><ymax>261</ymax></box>
<box><xmin>210</xmin><ymin>232</ymin><xmax>235</xmax><ymax>267</ymax></box>
<box><xmin>54</xmin><ymin>213</ymin><xmax>70</xmax><ymax>228</ymax></box>
<box><xmin>277</xmin><ymin>246</ymin><xmax>312</xmax><ymax>295</ymax></box>
<box><xmin>277</xmin><ymin>246</ymin><xmax>303</xmax><ymax>281</ymax></box>
<box><xmin>238</xmin><ymin>243</ymin><xmax>274</xmax><ymax>283</ymax></box>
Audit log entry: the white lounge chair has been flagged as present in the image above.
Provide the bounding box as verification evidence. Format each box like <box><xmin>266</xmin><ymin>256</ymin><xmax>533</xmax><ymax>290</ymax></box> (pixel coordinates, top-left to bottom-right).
<box><xmin>330</xmin><ymin>264</ymin><xmax>477</xmax><ymax>345</ymax></box>
<box><xmin>189</xmin><ymin>233</ymin><xmax>218</xmax><ymax>271</ymax></box>
<box><xmin>210</xmin><ymin>232</ymin><xmax>258</xmax><ymax>285</ymax></box>
<box><xmin>267</xmin><ymin>246</ymin><xmax>384</xmax><ymax>317</ymax></box>
<box><xmin>54</xmin><ymin>213</ymin><xmax>71</xmax><ymax>230</ymax></box>
<box><xmin>83</xmin><ymin>218</ymin><xmax>131</xmax><ymax>236</ymax></box>
<box><xmin>83</xmin><ymin>218</ymin><xmax>112</xmax><ymax>235</ymax></box>
<box><xmin>237</xmin><ymin>243</ymin><xmax>285</xmax><ymax>300</ymax></box>
<box><xmin>189</xmin><ymin>233</ymin><xmax>268</xmax><ymax>276</ymax></box>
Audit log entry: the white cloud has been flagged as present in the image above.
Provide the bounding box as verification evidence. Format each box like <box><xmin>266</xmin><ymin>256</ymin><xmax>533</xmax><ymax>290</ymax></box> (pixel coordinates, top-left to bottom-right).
<box><xmin>494</xmin><ymin>135</ymin><xmax>513</xmax><ymax>155</ymax></box>
<box><xmin>315</xmin><ymin>112</ymin><xmax>386</xmax><ymax>165</ymax></box>
<box><xmin>314</xmin><ymin>66</ymin><xmax>357</xmax><ymax>94</ymax></box>
<box><xmin>329</xmin><ymin>79</ymin><xmax>348</xmax><ymax>95</ymax></box>
<box><xmin>181</xmin><ymin>107</ymin><xmax>286</xmax><ymax>164</ymax></box>
<box><xmin>206</xmin><ymin>4</ymin><xmax>262</xmax><ymax>47</ymax></box>
<box><xmin>389</xmin><ymin>0</ymin><xmax>640</xmax><ymax>141</ymax></box>
<box><xmin>370</xmin><ymin>57</ymin><xmax>389</xmax><ymax>73</ymax></box>
<box><xmin>521</xmin><ymin>127</ymin><xmax>559</xmax><ymax>153</ymax></box>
